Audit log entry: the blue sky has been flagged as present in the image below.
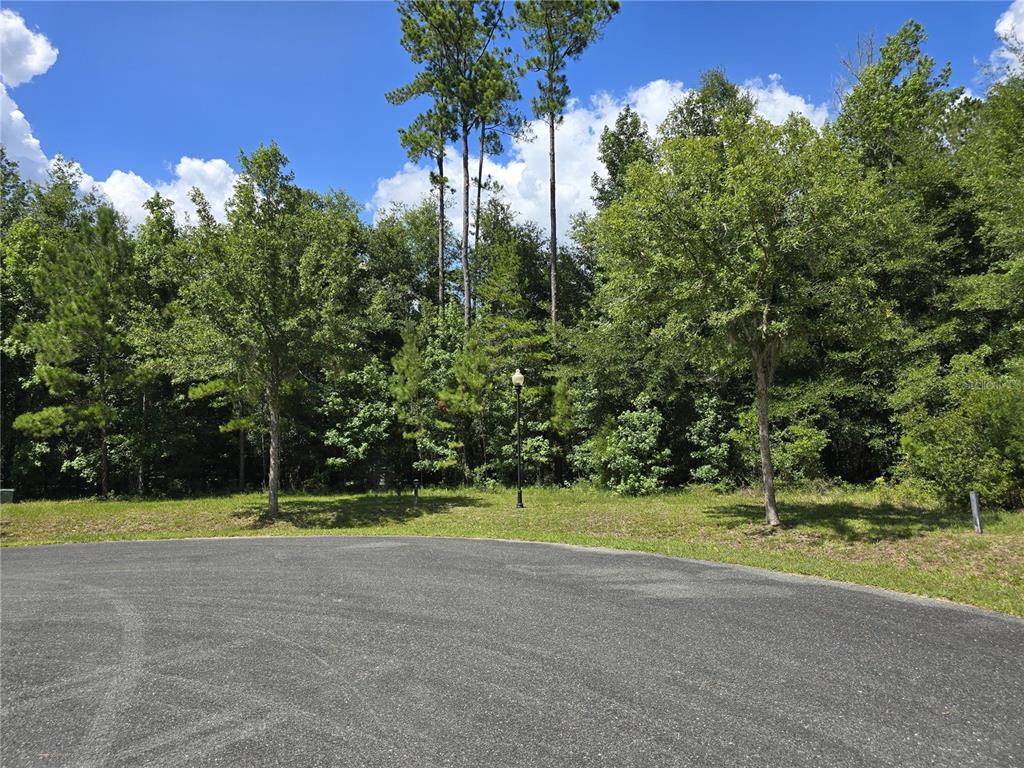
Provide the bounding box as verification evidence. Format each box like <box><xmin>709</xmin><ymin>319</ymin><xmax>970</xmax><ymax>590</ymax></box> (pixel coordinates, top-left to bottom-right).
<box><xmin>1</xmin><ymin>1</ymin><xmax>1018</xmax><ymax>231</ymax></box>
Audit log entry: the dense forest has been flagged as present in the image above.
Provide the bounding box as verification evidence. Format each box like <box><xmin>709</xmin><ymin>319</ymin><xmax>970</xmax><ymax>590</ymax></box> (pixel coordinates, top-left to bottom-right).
<box><xmin>1</xmin><ymin>5</ymin><xmax>1022</xmax><ymax>521</ymax></box>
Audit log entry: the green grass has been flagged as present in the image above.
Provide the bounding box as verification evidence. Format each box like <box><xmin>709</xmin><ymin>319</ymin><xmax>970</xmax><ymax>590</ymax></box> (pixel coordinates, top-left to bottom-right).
<box><xmin>2</xmin><ymin>486</ymin><xmax>1022</xmax><ymax>616</ymax></box>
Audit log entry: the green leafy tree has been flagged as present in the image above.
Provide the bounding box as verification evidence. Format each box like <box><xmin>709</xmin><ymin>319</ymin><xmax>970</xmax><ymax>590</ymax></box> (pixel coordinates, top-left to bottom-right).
<box><xmin>322</xmin><ymin>358</ymin><xmax>398</xmax><ymax>485</ymax></box>
<box><xmin>385</xmin><ymin>104</ymin><xmax>457</xmax><ymax>306</ymax></box>
<box><xmin>603</xmin><ymin>393</ymin><xmax>670</xmax><ymax>496</ymax></box>
<box><xmin>516</xmin><ymin>0</ymin><xmax>618</xmax><ymax>335</ymax></box>
<box><xmin>2</xmin><ymin>157</ymin><xmax>100</xmax><ymax>492</ymax></box>
<box><xmin>0</xmin><ymin>146</ymin><xmax>31</xmax><ymax>234</ymax></box>
<box><xmin>174</xmin><ymin>143</ymin><xmax>362</xmax><ymax>517</ymax></box>
<box><xmin>835</xmin><ymin>21</ymin><xmax>973</xmax><ymax>341</ymax></box>
<box><xmin>591</xmin><ymin>105</ymin><xmax>653</xmax><ymax>210</ymax></box>
<box><xmin>687</xmin><ymin>393</ymin><xmax>734</xmax><ymax>485</ymax></box>
<box><xmin>835</xmin><ymin>21</ymin><xmax>963</xmax><ymax>174</ymax></box>
<box><xmin>597</xmin><ymin>112</ymin><xmax>897</xmax><ymax>524</ymax></box>
<box><xmin>958</xmin><ymin>72</ymin><xmax>1024</xmax><ymax>358</ymax></box>
<box><xmin>894</xmin><ymin>349</ymin><xmax>1024</xmax><ymax>509</ymax></box>
<box><xmin>472</xmin><ymin>50</ymin><xmax>523</xmax><ymax>253</ymax></box>
<box><xmin>390</xmin><ymin>0</ymin><xmax>511</xmax><ymax>328</ymax></box>
<box><xmin>658</xmin><ymin>68</ymin><xmax>755</xmax><ymax>140</ymax></box>
<box><xmin>13</xmin><ymin>206</ymin><xmax>136</xmax><ymax>497</ymax></box>
<box><xmin>390</xmin><ymin>307</ymin><xmax>465</xmax><ymax>479</ymax></box>
<box><xmin>441</xmin><ymin>330</ymin><xmax>493</xmax><ymax>480</ymax></box>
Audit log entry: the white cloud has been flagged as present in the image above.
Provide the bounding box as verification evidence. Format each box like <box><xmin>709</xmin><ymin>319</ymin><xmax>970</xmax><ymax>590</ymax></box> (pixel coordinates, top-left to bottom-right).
<box><xmin>93</xmin><ymin>157</ymin><xmax>238</xmax><ymax>228</ymax></box>
<box><xmin>371</xmin><ymin>75</ymin><xmax>830</xmax><ymax>240</ymax></box>
<box><xmin>0</xmin><ymin>10</ymin><xmax>57</xmax><ymax>182</ymax></box>
<box><xmin>0</xmin><ymin>9</ymin><xmax>58</xmax><ymax>87</ymax></box>
<box><xmin>625</xmin><ymin>78</ymin><xmax>689</xmax><ymax>130</ymax></box>
<box><xmin>371</xmin><ymin>158</ymin><xmax>438</xmax><ymax>214</ymax></box>
<box><xmin>743</xmin><ymin>74</ymin><xmax>830</xmax><ymax>128</ymax></box>
<box><xmin>992</xmin><ymin>0</ymin><xmax>1024</xmax><ymax>75</ymax></box>
<box><xmin>0</xmin><ymin>9</ymin><xmax>236</xmax><ymax>228</ymax></box>
<box><xmin>1</xmin><ymin>83</ymin><xmax>49</xmax><ymax>181</ymax></box>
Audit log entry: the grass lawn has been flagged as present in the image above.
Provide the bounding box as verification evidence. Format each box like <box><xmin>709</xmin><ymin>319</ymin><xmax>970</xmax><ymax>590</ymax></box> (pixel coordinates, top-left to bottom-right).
<box><xmin>2</xmin><ymin>486</ymin><xmax>1021</xmax><ymax>616</ymax></box>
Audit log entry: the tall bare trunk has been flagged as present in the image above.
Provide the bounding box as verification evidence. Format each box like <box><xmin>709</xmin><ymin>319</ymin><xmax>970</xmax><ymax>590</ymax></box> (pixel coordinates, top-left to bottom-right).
<box><xmin>461</xmin><ymin>127</ymin><xmax>471</xmax><ymax>329</ymax></box>
<box><xmin>437</xmin><ymin>149</ymin><xmax>445</xmax><ymax>306</ymax></box>
<box><xmin>474</xmin><ymin>125</ymin><xmax>485</xmax><ymax>251</ymax></box>
<box><xmin>548</xmin><ymin>113</ymin><xmax>558</xmax><ymax>341</ymax></box>
<box><xmin>267</xmin><ymin>381</ymin><xmax>281</xmax><ymax>519</ymax></box>
<box><xmin>754</xmin><ymin>350</ymin><xmax>780</xmax><ymax>526</ymax></box>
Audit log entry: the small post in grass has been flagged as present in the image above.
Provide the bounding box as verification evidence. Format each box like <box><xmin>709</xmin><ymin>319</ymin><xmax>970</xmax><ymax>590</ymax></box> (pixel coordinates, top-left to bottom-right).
<box><xmin>413</xmin><ymin>478</ymin><xmax>420</xmax><ymax>507</ymax></box>
<box><xmin>970</xmin><ymin>491</ymin><xmax>983</xmax><ymax>534</ymax></box>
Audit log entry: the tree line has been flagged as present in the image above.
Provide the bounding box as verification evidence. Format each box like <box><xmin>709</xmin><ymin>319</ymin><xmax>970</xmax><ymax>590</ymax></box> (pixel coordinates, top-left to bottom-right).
<box><xmin>1</xmin><ymin>10</ymin><xmax>1021</xmax><ymax>522</ymax></box>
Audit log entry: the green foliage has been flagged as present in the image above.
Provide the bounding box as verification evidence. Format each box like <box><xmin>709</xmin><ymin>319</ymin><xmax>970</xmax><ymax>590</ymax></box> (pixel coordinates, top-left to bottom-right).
<box><xmin>172</xmin><ymin>143</ymin><xmax>364</xmax><ymax>513</ymax></box>
<box><xmin>389</xmin><ymin>0</ymin><xmax>517</xmax><ymax>325</ymax></box>
<box><xmin>592</xmin><ymin>106</ymin><xmax>654</xmax><ymax>210</ymax></box>
<box><xmin>729</xmin><ymin>408</ymin><xmax>830</xmax><ymax>486</ymax></box>
<box><xmin>0</xmin><ymin>146</ymin><xmax>30</xmax><ymax>234</ymax></box>
<box><xmin>895</xmin><ymin>350</ymin><xmax>1024</xmax><ymax>509</ymax></box>
<box><xmin>687</xmin><ymin>393</ymin><xmax>734</xmax><ymax>485</ymax></box>
<box><xmin>3</xmin><ymin>16</ymin><xmax>1022</xmax><ymax>517</ymax></box>
<box><xmin>602</xmin><ymin>394</ymin><xmax>670</xmax><ymax>496</ymax></box>
<box><xmin>595</xmin><ymin>102</ymin><xmax>906</xmax><ymax>519</ymax></box>
<box><xmin>957</xmin><ymin>74</ymin><xmax>1024</xmax><ymax>357</ymax></box>
<box><xmin>516</xmin><ymin>0</ymin><xmax>619</xmax><ymax>122</ymax></box>
<box><xmin>658</xmin><ymin>68</ymin><xmax>755</xmax><ymax>140</ymax></box>
<box><xmin>598</xmin><ymin>114</ymin><xmax>893</xmax><ymax>372</ymax></box>
<box><xmin>12</xmin><ymin>206</ymin><xmax>136</xmax><ymax>494</ymax></box>
<box><xmin>390</xmin><ymin>308</ymin><xmax>465</xmax><ymax>478</ymax></box>
<box><xmin>835</xmin><ymin>21</ymin><xmax>963</xmax><ymax>174</ymax></box>
<box><xmin>322</xmin><ymin>358</ymin><xmax>397</xmax><ymax>478</ymax></box>
<box><xmin>389</xmin><ymin>0</ymin><xmax>510</xmax><ymax>135</ymax></box>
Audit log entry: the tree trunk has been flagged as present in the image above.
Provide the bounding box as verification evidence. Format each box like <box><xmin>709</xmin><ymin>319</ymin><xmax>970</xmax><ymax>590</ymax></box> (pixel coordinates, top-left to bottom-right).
<box><xmin>548</xmin><ymin>113</ymin><xmax>558</xmax><ymax>341</ymax></box>
<box><xmin>474</xmin><ymin>125</ymin><xmax>485</xmax><ymax>251</ymax></box>
<box><xmin>461</xmin><ymin>127</ymin><xmax>471</xmax><ymax>328</ymax></box>
<box><xmin>754</xmin><ymin>351</ymin><xmax>780</xmax><ymax>526</ymax></box>
<box><xmin>437</xmin><ymin>149</ymin><xmax>445</xmax><ymax>306</ymax></box>
<box><xmin>267</xmin><ymin>382</ymin><xmax>281</xmax><ymax>519</ymax></box>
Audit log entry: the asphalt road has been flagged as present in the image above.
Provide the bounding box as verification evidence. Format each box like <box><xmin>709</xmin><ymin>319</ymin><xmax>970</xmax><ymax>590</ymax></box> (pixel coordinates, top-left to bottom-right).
<box><xmin>1</xmin><ymin>537</ymin><xmax>1021</xmax><ymax>767</ymax></box>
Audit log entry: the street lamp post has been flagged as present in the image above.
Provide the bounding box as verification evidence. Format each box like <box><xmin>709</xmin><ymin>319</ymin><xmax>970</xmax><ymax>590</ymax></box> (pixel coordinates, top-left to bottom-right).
<box><xmin>512</xmin><ymin>368</ymin><xmax>525</xmax><ymax>509</ymax></box>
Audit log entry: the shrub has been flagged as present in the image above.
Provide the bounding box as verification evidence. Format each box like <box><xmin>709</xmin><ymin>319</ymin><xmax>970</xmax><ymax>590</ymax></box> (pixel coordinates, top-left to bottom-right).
<box><xmin>897</xmin><ymin>352</ymin><xmax>1024</xmax><ymax>509</ymax></box>
<box><xmin>604</xmin><ymin>394</ymin><xmax>671</xmax><ymax>496</ymax></box>
<box><xmin>687</xmin><ymin>393</ymin><xmax>734</xmax><ymax>486</ymax></box>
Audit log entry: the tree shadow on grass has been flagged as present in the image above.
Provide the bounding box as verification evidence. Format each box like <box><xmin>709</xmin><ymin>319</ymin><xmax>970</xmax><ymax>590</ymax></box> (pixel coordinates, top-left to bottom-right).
<box><xmin>704</xmin><ymin>498</ymin><xmax>973</xmax><ymax>543</ymax></box>
<box><xmin>235</xmin><ymin>493</ymin><xmax>480</xmax><ymax>531</ymax></box>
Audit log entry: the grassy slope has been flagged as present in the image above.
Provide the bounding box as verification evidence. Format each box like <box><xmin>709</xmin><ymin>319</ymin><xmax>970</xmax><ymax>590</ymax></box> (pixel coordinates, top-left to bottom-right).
<box><xmin>2</xmin><ymin>486</ymin><xmax>1021</xmax><ymax>616</ymax></box>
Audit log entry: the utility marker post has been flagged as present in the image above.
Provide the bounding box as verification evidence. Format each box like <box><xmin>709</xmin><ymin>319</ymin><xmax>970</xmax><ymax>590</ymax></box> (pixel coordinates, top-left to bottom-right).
<box><xmin>970</xmin><ymin>491</ymin><xmax>983</xmax><ymax>534</ymax></box>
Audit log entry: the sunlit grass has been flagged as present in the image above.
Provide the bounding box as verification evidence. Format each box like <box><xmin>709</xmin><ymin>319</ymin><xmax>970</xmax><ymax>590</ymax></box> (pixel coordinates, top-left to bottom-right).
<box><xmin>2</xmin><ymin>485</ymin><xmax>1021</xmax><ymax>616</ymax></box>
